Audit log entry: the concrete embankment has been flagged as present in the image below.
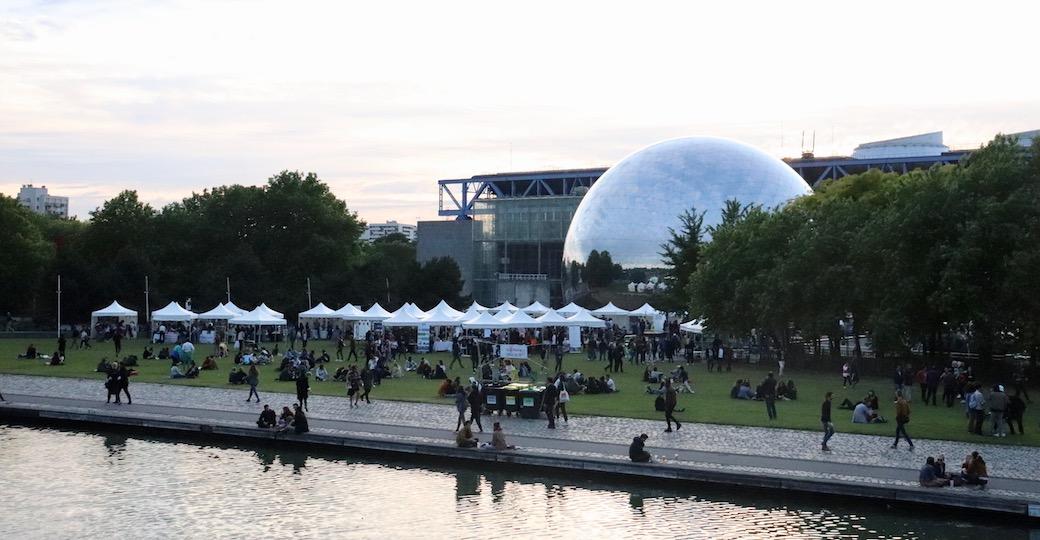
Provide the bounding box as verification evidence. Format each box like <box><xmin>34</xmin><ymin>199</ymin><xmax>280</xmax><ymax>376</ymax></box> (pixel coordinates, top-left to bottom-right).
<box><xmin>2</xmin><ymin>399</ymin><xmax>1037</xmax><ymax>523</ymax></box>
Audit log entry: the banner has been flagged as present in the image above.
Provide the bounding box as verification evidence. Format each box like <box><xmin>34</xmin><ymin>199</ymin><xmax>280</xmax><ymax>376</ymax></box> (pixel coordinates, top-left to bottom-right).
<box><xmin>499</xmin><ymin>344</ymin><xmax>528</xmax><ymax>359</ymax></box>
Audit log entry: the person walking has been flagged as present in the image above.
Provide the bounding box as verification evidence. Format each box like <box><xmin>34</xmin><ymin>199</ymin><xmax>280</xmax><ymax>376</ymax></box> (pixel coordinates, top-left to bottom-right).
<box><xmin>467</xmin><ymin>384</ymin><xmax>484</xmax><ymax>432</ymax></box>
<box><xmin>454</xmin><ymin>386</ymin><xmax>469</xmax><ymax>431</ymax></box>
<box><xmin>762</xmin><ymin>372</ymin><xmax>778</xmax><ymax>421</ymax></box>
<box><xmin>542</xmin><ymin>377</ymin><xmax>558</xmax><ymax>429</ymax></box>
<box><xmin>347</xmin><ymin>366</ymin><xmax>361</xmax><ymax>408</ymax></box>
<box><xmin>821</xmin><ymin>392</ymin><xmax>835</xmax><ymax>451</ymax></box>
<box><xmin>246</xmin><ymin>365</ymin><xmax>260</xmax><ymax>402</ymax></box>
<box><xmin>664</xmin><ymin>379</ymin><xmax>681</xmax><ymax>432</ymax></box>
<box><xmin>336</xmin><ymin>337</ymin><xmax>344</xmax><ymax>361</ymax></box>
<box><xmin>555</xmin><ymin>375</ymin><xmax>570</xmax><ymax>424</ymax></box>
<box><xmin>117</xmin><ymin>363</ymin><xmax>132</xmax><ymax>405</ymax></box>
<box><xmin>553</xmin><ymin>344</ymin><xmax>564</xmax><ymax>373</ymax></box>
<box><xmin>346</xmin><ymin>336</ymin><xmax>358</xmax><ymax>362</ymax></box>
<box><xmin>360</xmin><ymin>365</ymin><xmax>373</xmax><ymax>404</ymax></box>
<box><xmin>449</xmin><ymin>336</ymin><xmax>464</xmax><ymax>370</ymax></box>
<box><xmin>295</xmin><ymin>372</ymin><xmax>310</xmax><ymax>412</ymax></box>
<box><xmin>892</xmin><ymin>391</ymin><xmax>914</xmax><ymax>450</ymax></box>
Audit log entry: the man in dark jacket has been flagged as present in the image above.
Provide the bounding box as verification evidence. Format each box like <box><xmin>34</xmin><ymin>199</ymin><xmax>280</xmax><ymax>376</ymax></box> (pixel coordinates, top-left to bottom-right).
<box><xmin>629</xmin><ymin>434</ymin><xmax>651</xmax><ymax>462</ymax></box>
<box><xmin>821</xmin><ymin>391</ymin><xmax>834</xmax><ymax>451</ymax></box>
<box><xmin>542</xmin><ymin>378</ymin><xmax>558</xmax><ymax>429</ymax></box>
<box><xmin>664</xmin><ymin>379</ymin><xmax>681</xmax><ymax>432</ymax></box>
<box><xmin>467</xmin><ymin>384</ymin><xmax>484</xmax><ymax>432</ymax></box>
<box><xmin>257</xmin><ymin>405</ymin><xmax>277</xmax><ymax>428</ymax></box>
<box><xmin>762</xmin><ymin>372</ymin><xmax>778</xmax><ymax>420</ymax></box>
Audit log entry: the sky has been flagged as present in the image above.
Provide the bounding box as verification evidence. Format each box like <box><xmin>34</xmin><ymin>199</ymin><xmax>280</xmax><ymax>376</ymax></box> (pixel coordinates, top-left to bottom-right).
<box><xmin>1</xmin><ymin>0</ymin><xmax>1038</xmax><ymax>223</ymax></box>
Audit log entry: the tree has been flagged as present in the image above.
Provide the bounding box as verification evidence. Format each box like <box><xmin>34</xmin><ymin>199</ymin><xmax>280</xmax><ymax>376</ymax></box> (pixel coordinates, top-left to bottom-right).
<box><xmin>0</xmin><ymin>195</ymin><xmax>53</xmax><ymax>317</ymax></box>
<box><xmin>659</xmin><ymin>206</ymin><xmax>704</xmax><ymax>314</ymax></box>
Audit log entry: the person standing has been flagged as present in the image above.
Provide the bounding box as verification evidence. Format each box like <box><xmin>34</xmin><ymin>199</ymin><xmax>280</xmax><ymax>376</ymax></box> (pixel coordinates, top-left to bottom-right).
<box><xmin>821</xmin><ymin>392</ymin><xmax>834</xmax><ymax>451</ymax></box>
<box><xmin>467</xmin><ymin>384</ymin><xmax>484</xmax><ymax>432</ymax></box>
<box><xmin>347</xmin><ymin>366</ymin><xmax>361</xmax><ymax>408</ymax></box>
<box><xmin>967</xmin><ymin>384</ymin><xmax>985</xmax><ymax>435</ymax></box>
<box><xmin>449</xmin><ymin>336</ymin><xmax>463</xmax><ymax>370</ymax></box>
<box><xmin>762</xmin><ymin>372</ymin><xmax>778</xmax><ymax>421</ymax></box>
<box><xmin>553</xmin><ymin>344</ymin><xmax>564</xmax><ymax>373</ymax></box>
<box><xmin>347</xmin><ymin>335</ymin><xmax>358</xmax><ymax>362</ymax></box>
<box><xmin>117</xmin><ymin>363</ymin><xmax>132</xmax><ymax>405</ymax></box>
<box><xmin>295</xmin><ymin>372</ymin><xmax>310</xmax><ymax>412</ymax></box>
<box><xmin>776</xmin><ymin>340</ymin><xmax>785</xmax><ymax>379</ymax></box>
<box><xmin>664</xmin><ymin>379</ymin><xmax>681</xmax><ymax>432</ymax></box>
<box><xmin>542</xmin><ymin>377</ymin><xmax>558</xmax><ymax>429</ymax></box>
<box><xmin>454</xmin><ymin>386</ymin><xmax>469</xmax><ymax>431</ymax></box>
<box><xmin>555</xmin><ymin>375</ymin><xmax>570</xmax><ymax>424</ymax></box>
<box><xmin>360</xmin><ymin>365</ymin><xmax>373</xmax><ymax>404</ymax></box>
<box><xmin>892</xmin><ymin>391</ymin><xmax>914</xmax><ymax>449</ymax></box>
<box><xmin>336</xmin><ymin>336</ymin><xmax>344</xmax><ymax>361</ymax></box>
<box><xmin>112</xmin><ymin>327</ymin><xmax>123</xmax><ymax>356</ymax></box>
<box><xmin>925</xmin><ymin>366</ymin><xmax>940</xmax><ymax>406</ymax></box>
<box><xmin>58</xmin><ymin>334</ymin><xmax>67</xmax><ymax>360</ymax></box>
<box><xmin>989</xmin><ymin>384</ymin><xmax>1009</xmax><ymax>438</ymax></box>
<box><xmin>246</xmin><ymin>365</ymin><xmax>260</xmax><ymax>402</ymax></box>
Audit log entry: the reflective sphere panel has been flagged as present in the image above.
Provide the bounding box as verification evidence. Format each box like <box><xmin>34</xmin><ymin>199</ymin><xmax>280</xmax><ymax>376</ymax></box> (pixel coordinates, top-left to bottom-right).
<box><xmin>563</xmin><ymin>137</ymin><xmax>812</xmax><ymax>269</ymax></box>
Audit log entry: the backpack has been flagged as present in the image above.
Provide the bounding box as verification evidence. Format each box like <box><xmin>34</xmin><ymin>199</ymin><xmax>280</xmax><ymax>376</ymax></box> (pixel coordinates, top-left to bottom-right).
<box><xmin>654</xmin><ymin>395</ymin><xmax>666</xmax><ymax>411</ymax></box>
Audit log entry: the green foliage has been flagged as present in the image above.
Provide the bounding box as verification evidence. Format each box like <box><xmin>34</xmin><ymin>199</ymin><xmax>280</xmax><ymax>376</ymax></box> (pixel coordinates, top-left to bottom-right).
<box><xmin>582</xmin><ymin>250</ymin><xmax>623</xmax><ymax>288</ymax></box>
<box><xmin>658</xmin><ymin>206</ymin><xmax>704</xmax><ymax>314</ymax></box>
<box><xmin>0</xmin><ymin>195</ymin><xmax>53</xmax><ymax>313</ymax></box>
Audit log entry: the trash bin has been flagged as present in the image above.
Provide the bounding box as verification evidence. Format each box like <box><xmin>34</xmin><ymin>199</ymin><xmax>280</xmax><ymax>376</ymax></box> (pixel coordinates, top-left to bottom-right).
<box><xmin>518</xmin><ymin>387</ymin><xmax>545</xmax><ymax>419</ymax></box>
<box><xmin>503</xmin><ymin>388</ymin><xmax>520</xmax><ymax>416</ymax></box>
<box><xmin>485</xmin><ymin>385</ymin><xmax>506</xmax><ymax>415</ymax></box>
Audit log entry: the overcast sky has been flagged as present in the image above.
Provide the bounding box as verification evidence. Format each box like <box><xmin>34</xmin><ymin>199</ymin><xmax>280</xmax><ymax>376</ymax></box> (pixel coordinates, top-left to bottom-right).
<box><xmin>2</xmin><ymin>0</ymin><xmax>1038</xmax><ymax>223</ymax></box>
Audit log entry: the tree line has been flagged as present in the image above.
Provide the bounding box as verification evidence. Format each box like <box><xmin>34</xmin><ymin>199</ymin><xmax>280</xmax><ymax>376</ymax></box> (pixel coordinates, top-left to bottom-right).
<box><xmin>0</xmin><ymin>171</ymin><xmax>465</xmax><ymax>327</ymax></box>
<box><xmin>660</xmin><ymin>136</ymin><xmax>1040</xmax><ymax>364</ymax></box>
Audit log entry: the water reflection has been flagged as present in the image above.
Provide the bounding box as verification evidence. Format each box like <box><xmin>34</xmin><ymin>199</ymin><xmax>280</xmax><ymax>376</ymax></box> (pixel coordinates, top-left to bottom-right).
<box><xmin>0</xmin><ymin>424</ymin><xmax>1035</xmax><ymax>540</ymax></box>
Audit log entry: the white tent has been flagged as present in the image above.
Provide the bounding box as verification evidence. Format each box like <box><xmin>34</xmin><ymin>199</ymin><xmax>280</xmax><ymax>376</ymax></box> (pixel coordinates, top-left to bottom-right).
<box><xmin>433</xmin><ymin>300</ymin><xmax>466</xmax><ymax>319</ymax></box>
<box><xmin>680</xmin><ymin>319</ymin><xmax>704</xmax><ymax>334</ymax></box>
<box><xmin>223</xmin><ymin>301</ymin><xmax>247</xmax><ymax>315</ymax></box>
<box><xmin>382</xmin><ymin>309</ymin><xmax>424</xmax><ymax>327</ymax></box>
<box><xmin>489</xmin><ymin>301</ymin><xmax>519</xmax><ymax>313</ymax></box>
<box><xmin>493</xmin><ymin>310</ymin><xmax>513</xmax><ymax>322</ymax></box>
<box><xmin>629</xmin><ymin>303</ymin><xmax>660</xmax><ymax>317</ymax></box>
<box><xmin>555</xmin><ymin>302</ymin><xmax>585</xmax><ymax>316</ymax></box>
<box><xmin>461</xmin><ymin>312</ymin><xmax>510</xmax><ymax>329</ymax></box>
<box><xmin>467</xmin><ymin>301</ymin><xmax>492</xmax><ymax>312</ymax></box>
<box><xmin>151</xmin><ymin>301</ymin><xmax>197</xmax><ymax>322</ymax></box>
<box><xmin>520</xmin><ymin>301</ymin><xmax>551</xmax><ymax>315</ymax></box>
<box><xmin>499</xmin><ymin>310</ymin><xmax>541</xmax><ymax>328</ymax></box>
<box><xmin>393</xmin><ymin>303</ymin><xmax>426</xmax><ymax>319</ymax></box>
<box><xmin>534</xmin><ymin>310</ymin><xmax>570</xmax><ymax>326</ymax></box>
<box><xmin>256</xmin><ymin>303</ymin><xmax>284</xmax><ymax>318</ymax></box>
<box><xmin>592</xmin><ymin>302</ymin><xmax>629</xmax><ymax>317</ymax></box>
<box><xmin>298</xmin><ymin>302</ymin><xmax>337</xmax><ymax>319</ymax></box>
<box><xmin>335</xmin><ymin>303</ymin><xmax>368</xmax><ymax>321</ymax></box>
<box><xmin>197</xmin><ymin>303</ymin><xmax>239</xmax><ymax>320</ymax></box>
<box><xmin>92</xmin><ymin>301</ymin><xmax>137</xmax><ymax>318</ymax></box>
<box><xmin>566</xmin><ymin>310</ymin><xmax>607</xmax><ymax>328</ymax></box>
<box><xmin>422</xmin><ymin>304</ymin><xmax>465</xmax><ymax>326</ymax></box>
<box><xmin>230</xmin><ymin>307</ymin><xmax>287</xmax><ymax>326</ymax></box>
<box><xmin>363</xmin><ymin>303</ymin><xmax>393</xmax><ymax>320</ymax></box>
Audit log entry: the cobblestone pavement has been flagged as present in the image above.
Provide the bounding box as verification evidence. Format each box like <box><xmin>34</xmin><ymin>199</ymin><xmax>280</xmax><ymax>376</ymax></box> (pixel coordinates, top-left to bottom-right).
<box><xmin>3</xmin><ymin>373</ymin><xmax>1039</xmax><ymax>484</ymax></box>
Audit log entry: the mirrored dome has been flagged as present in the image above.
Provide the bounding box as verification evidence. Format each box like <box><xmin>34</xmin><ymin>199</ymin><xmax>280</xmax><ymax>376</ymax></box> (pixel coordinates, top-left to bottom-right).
<box><xmin>562</xmin><ymin>137</ymin><xmax>812</xmax><ymax>297</ymax></box>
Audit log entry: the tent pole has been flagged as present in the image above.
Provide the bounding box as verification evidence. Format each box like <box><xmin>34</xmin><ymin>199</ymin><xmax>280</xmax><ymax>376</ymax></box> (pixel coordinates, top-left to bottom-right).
<box><xmin>56</xmin><ymin>274</ymin><xmax>61</xmax><ymax>338</ymax></box>
<box><xmin>144</xmin><ymin>275</ymin><xmax>150</xmax><ymax>333</ymax></box>
<box><xmin>226</xmin><ymin>277</ymin><xmax>231</xmax><ymax>303</ymax></box>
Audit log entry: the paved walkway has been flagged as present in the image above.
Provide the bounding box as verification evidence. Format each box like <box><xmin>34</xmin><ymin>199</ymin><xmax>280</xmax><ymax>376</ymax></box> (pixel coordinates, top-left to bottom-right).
<box><xmin>2</xmin><ymin>373</ymin><xmax>1039</xmax><ymax>501</ymax></box>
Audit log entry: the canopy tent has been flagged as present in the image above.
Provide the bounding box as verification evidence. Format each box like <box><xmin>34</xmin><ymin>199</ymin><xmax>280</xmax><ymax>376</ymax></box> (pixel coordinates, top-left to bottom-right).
<box><xmin>534</xmin><ymin>310</ymin><xmax>570</xmax><ymax>326</ymax></box>
<box><xmin>223</xmin><ymin>301</ymin><xmax>247</xmax><ymax>315</ymax></box>
<box><xmin>493</xmin><ymin>310</ymin><xmax>513</xmax><ymax>322</ymax></box>
<box><xmin>90</xmin><ymin>301</ymin><xmax>139</xmax><ymax>338</ymax></box>
<box><xmin>679</xmin><ymin>319</ymin><xmax>704</xmax><ymax>334</ymax></box>
<box><xmin>298</xmin><ymin>302</ymin><xmax>337</xmax><ymax>319</ymax></box>
<box><xmin>628</xmin><ymin>303</ymin><xmax>660</xmax><ymax>317</ymax></box>
<box><xmin>335</xmin><ymin>303</ymin><xmax>368</xmax><ymax>321</ymax></box>
<box><xmin>432</xmin><ymin>300</ymin><xmax>466</xmax><ymax>319</ymax></box>
<box><xmin>256</xmin><ymin>303</ymin><xmax>284</xmax><ymax>318</ymax></box>
<box><xmin>592</xmin><ymin>302</ymin><xmax>629</xmax><ymax>317</ymax></box>
<box><xmin>466</xmin><ymin>301</ymin><xmax>492</xmax><ymax>312</ymax></box>
<box><xmin>382</xmin><ymin>310</ymin><xmax>425</xmax><ymax>327</ymax></box>
<box><xmin>151</xmin><ymin>301</ymin><xmax>197</xmax><ymax>322</ymax></box>
<box><xmin>363</xmin><ymin>303</ymin><xmax>393</xmax><ymax>320</ymax></box>
<box><xmin>422</xmin><ymin>304</ymin><xmax>465</xmax><ymax>326</ymax></box>
<box><xmin>392</xmin><ymin>303</ymin><xmax>426</xmax><ymax>319</ymax></box>
<box><xmin>499</xmin><ymin>309</ymin><xmax>541</xmax><ymax>328</ymax></box>
<box><xmin>555</xmin><ymin>302</ymin><xmax>585</xmax><ymax>316</ymax></box>
<box><xmin>461</xmin><ymin>312</ymin><xmax>510</xmax><ymax>329</ymax></box>
<box><xmin>519</xmin><ymin>301</ymin><xmax>551</xmax><ymax>315</ymax></box>
<box><xmin>230</xmin><ymin>307</ymin><xmax>287</xmax><ymax>326</ymax></box>
<box><xmin>197</xmin><ymin>303</ymin><xmax>239</xmax><ymax>320</ymax></box>
<box><xmin>489</xmin><ymin>301</ymin><xmax>519</xmax><ymax>313</ymax></box>
<box><xmin>565</xmin><ymin>310</ymin><xmax>607</xmax><ymax>328</ymax></box>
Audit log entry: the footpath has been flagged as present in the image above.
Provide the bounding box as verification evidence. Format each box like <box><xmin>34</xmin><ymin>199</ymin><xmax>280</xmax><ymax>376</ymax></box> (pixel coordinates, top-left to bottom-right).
<box><xmin>1</xmin><ymin>374</ymin><xmax>1038</xmax><ymax>520</ymax></box>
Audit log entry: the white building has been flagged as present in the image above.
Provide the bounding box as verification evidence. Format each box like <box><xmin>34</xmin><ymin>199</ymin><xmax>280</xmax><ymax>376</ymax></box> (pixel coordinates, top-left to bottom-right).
<box><xmin>361</xmin><ymin>220</ymin><xmax>417</xmax><ymax>242</ymax></box>
<box><xmin>17</xmin><ymin>184</ymin><xmax>69</xmax><ymax>218</ymax></box>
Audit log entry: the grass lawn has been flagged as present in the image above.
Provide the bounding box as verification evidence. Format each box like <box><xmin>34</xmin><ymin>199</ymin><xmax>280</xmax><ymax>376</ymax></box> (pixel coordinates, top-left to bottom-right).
<box><xmin>2</xmin><ymin>337</ymin><xmax>1037</xmax><ymax>447</ymax></box>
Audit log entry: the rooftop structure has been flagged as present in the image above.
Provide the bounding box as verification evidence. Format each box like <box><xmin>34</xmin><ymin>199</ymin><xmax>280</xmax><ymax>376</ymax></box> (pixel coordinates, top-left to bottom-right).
<box><xmin>16</xmin><ymin>184</ymin><xmax>69</xmax><ymax>218</ymax></box>
<box><xmin>361</xmin><ymin>220</ymin><xmax>417</xmax><ymax>242</ymax></box>
<box><xmin>438</xmin><ymin>168</ymin><xmax>605</xmax><ymax>220</ymax></box>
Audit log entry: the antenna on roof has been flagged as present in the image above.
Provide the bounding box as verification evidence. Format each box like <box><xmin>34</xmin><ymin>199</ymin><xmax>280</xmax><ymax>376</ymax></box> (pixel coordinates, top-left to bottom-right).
<box><xmin>801</xmin><ymin>130</ymin><xmax>816</xmax><ymax>159</ymax></box>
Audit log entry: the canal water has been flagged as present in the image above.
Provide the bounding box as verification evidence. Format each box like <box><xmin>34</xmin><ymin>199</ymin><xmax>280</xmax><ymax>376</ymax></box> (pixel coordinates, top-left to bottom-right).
<box><xmin>0</xmin><ymin>425</ymin><xmax>1035</xmax><ymax>539</ymax></box>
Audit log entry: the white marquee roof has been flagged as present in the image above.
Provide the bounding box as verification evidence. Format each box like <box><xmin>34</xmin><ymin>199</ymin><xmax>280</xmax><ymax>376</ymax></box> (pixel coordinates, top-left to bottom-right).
<box><xmin>628</xmin><ymin>303</ymin><xmax>660</xmax><ymax>317</ymax></box>
<box><xmin>499</xmin><ymin>309</ymin><xmax>541</xmax><ymax>328</ymax></box>
<box><xmin>91</xmin><ymin>301</ymin><xmax>137</xmax><ymax>318</ymax></box>
<box><xmin>256</xmin><ymin>303</ymin><xmax>284</xmax><ymax>318</ymax></box>
<box><xmin>490</xmin><ymin>301</ymin><xmax>518</xmax><ymax>313</ymax></box>
<box><xmin>592</xmin><ymin>302</ymin><xmax>629</xmax><ymax>317</ymax></box>
<box><xmin>151</xmin><ymin>301</ymin><xmax>198</xmax><ymax>322</ymax></box>
<box><xmin>231</xmin><ymin>307</ymin><xmax>287</xmax><ymax>326</ymax></box>
<box><xmin>298</xmin><ymin>302</ymin><xmax>338</xmax><ymax>319</ymax></box>
<box><xmin>555</xmin><ymin>302</ymin><xmax>585</xmax><ymax>316</ymax></box>
<box><xmin>461</xmin><ymin>312</ymin><xmax>510</xmax><ymax>329</ymax></box>
<box><xmin>197</xmin><ymin>303</ymin><xmax>239</xmax><ymax>320</ymax></box>
<box><xmin>566</xmin><ymin>310</ymin><xmax>607</xmax><ymax>328</ymax></box>
<box><xmin>335</xmin><ymin>303</ymin><xmax>368</xmax><ymax>321</ymax></box>
<box><xmin>534</xmin><ymin>310</ymin><xmax>570</xmax><ymax>326</ymax></box>
<box><xmin>520</xmin><ymin>301</ymin><xmax>551</xmax><ymax>315</ymax></box>
<box><xmin>223</xmin><ymin>301</ymin><xmax>247</xmax><ymax>315</ymax></box>
<box><xmin>363</xmin><ymin>303</ymin><xmax>392</xmax><ymax>320</ymax></box>
<box><xmin>467</xmin><ymin>301</ymin><xmax>492</xmax><ymax>312</ymax></box>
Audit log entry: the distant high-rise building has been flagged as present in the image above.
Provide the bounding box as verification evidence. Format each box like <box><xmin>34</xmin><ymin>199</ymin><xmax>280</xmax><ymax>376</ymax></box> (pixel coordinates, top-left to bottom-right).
<box><xmin>16</xmin><ymin>184</ymin><xmax>69</xmax><ymax>218</ymax></box>
<box><xmin>361</xmin><ymin>220</ymin><xmax>417</xmax><ymax>242</ymax></box>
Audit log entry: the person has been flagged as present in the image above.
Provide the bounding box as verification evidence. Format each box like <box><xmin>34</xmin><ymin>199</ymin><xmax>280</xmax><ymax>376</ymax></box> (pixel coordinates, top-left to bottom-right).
<box><xmin>852</xmin><ymin>400</ymin><xmax>872</xmax><ymax>424</ymax></box>
<box><xmin>821</xmin><ymin>392</ymin><xmax>834</xmax><ymax>452</ymax></box>
<box><xmin>605</xmin><ymin>375</ymin><xmax>616</xmax><ymax>393</ymax></box>
<box><xmin>455</xmin><ymin>386</ymin><xmax>469</xmax><ymax>431</ymax></box>
<box><xmin>80</xmin><ymin>328</ymin><xmax>91</xmax><ymax>349</ymax></box>
<box><xmin>246</xmin><ymin>365</ymin><xmax>260</xmax><ymax>402</ymax></box>
<box><xmin>277</xmin><ymin>406</ymin><xmax>295</xmax><ymax>432</ymax></box>
<box><xmin>336</xmin><ymin>336</ymin><xmax>344</xmax><ymax>361</ymax></box>
<box><xmin>296</xmin><ymin>372</ymin><xmax>310</xmax><ymax>412</ymax></box>
<box><xmin>989</xmin><ymin>384</ymin><xmax>1009</xmax><ymax>437</ymax></box>
<box><xmin>201</xmin><ymin>356</ymin><xmax>218</xmax><ymax>370</ymax></box>
<box><xmin>104</xmin><ymin>370</ymin><xmax>121</xmax><ymax>403</ymax></box>
<box><xmin>257</xmin><ymin>405</ymin><xmax>277</xmax><ymax>428</ymax></box>
<box><xmin>57</xmin><ymin>334</ymin><xmax>66</xmax><ymax>359</ymax></box>
<box><xmin>360</xmin><ymin>366</ymin><xmax>373</xmax><ymax>404</ymax></box>
<box><xmin>18</xmin><ymin>343</ymin><xmax>37</xmax><ymax>359</ymax></box>
<box><xmin>314</xmin><ymin>364</ymin><xmax>328</xmax><ymax>382</ymax></box>
<box><xmin>456</xmin><ymin>420</ymin><xmax>479</xmax><ymax>448</ymax></box>
<box><xmin>112</xmin><ymin>330</ymin><xmax>122</xmax><ymax>355</ymax></box>
<box><xmin>629</xmin><ymin>433</ymin><xmax>651</xmax><ymax>463</ymax></box>
<box><xmin>676</xmin><ymin>366</ymin><xmax>694</xmax><ymax>393</ymax></box>
<box><xmin>762</xmin><ymin>372</ymin><xmax>778</xmax><ymax>421</ymax></box>
<box><xmin>117</xmin><ymin>363</ymin><xmax>132</xmax><ymax>405</ymax></box>
<box><xmin>892</xmin><ymin>391</ymin><xmax>914</xmax><ymax>450</ymax></box>
<box><xmin>841</xmin><ymin>362</ymin><xmax>851</xmax><ymax>388</ymax></box>
<box><xmin>776</xmin><ymin>341</ymin><xmax>785</xmax><ymax>378</ymax></box>
<box><xmin>490</xmin><ymin>422</ymin><xmax>515</xmax><ymax>450</ymax></box>
<box><xmin>1006</xmin><ymin>393</ymin><xmax>1026</xmax><ymax>435</ymax></box>
<box><xmin>542</xmin><ymin>377</ymin><xmax>558</xmax><ymax>429</ymax></box>
<box><xmin>292</xmin><ymin>403</ymin><xmax>309</xmax><ymax>434</ymax></box>
<box><xmin>347</xmin><ymin>336</ymin><xmax>358</xmax><ymax>362</ymax></box>
<box><xmin>663</xmin><ymin>379</ymin><xmax>681</xmax><ymax>432</ymax></box>
<box><xmin>555</xmin><ymin>376</ymin><xmax>570</xmax><ymax>424</ymax></box>
<box><xmin>967</xmin><ymin>384</ymin><xmax>986</xmax><ymax>435</ymax></box>
<box><xmin>737</xmin><ymin>381</ymin><xmax>754</xmax><ymax>400</ymax></box>
<box><xmin>919</xmin><ymin>457</ymin><xmax>948</xmax><ymax>487</ymax></box>
<box><xmin>347</xmin><ymin>367</ymin><xmax>361</xmax><ymax>408</ymax></box>
<box><xmin>961</xmin><ymin>451</ymin><xmax>988</xmax><ymax>488</ymax></box>
<box><xmin>467</xmin><ymin>384</ymin><xmax>484</xmax><ymax>432</ymax></box>
<box><xmin>170</xmin><ymin>364</ymin><xmax>186</xmax><ymax>379</ymax></box>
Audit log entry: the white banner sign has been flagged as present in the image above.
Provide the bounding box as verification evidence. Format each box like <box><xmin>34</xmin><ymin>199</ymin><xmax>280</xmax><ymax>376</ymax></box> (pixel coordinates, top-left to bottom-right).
<box><xmin>499</xmin><ymin>344</ymin><xmax>528</xmax><ymax>359</ymax></box>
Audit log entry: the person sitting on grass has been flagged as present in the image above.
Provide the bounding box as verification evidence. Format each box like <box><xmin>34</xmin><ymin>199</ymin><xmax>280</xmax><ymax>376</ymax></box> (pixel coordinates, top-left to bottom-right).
<box><xmin>201</xmin><ymin>356</ymin><xmax>218</xmax><ymax>370</ymax></box>
<box><xmin>737</xmin><ymin>381</ymin><xmax>755</xmax><ymax>400</ymax></box>
<box><xmin>170</xmin><ymin>364</ymin><xmax>186</xmax><ymax>379</ymax></box>
<box><xmin>48</xmin><ymin>351</ymin><xmax>64</xmax><ymax>366</ymax></box>
<box><xmin>404</xmin><ymin>357</ymin><xmax>418</xmax><ymax>372</ymax></box>
<box><xmin>142</xmin><ymin>346</ymin><xmax>154</xmax><ymax>360</ymax></box>
<box><xmin>431</xmin><ymin>360</ymin><xmax>448</xmax><ymax>380</ymax></box>
<box><xmin>228</xmin><ymin>367</ymin><xmax>247</xmax><ymax>385</ymax></box>
<box><xmin>606</xmin><ymin>375</ymin><xmax>616</xmax><ymax>393</ymax></box>
<box><xmin>333</xmin><ymin>366</ymin><xmax>349</xmax><ymax>382</ymax></box>
<box><xmin>17</xmin><ymin>344</ymin><xmax>37</xmax><ymax>359</ymax></box>
<box><xmin>784</xmin><ymin>379</ymin><xmax>798</xmax><ymax>400</ymax></box>
<box><xmin>314</xmin><ymin>364</ymin><xmax>328</xmax><ymax>382</ymax></box>
<box><xmin>730</xmin><ymin>379</ymin><xmax>743</xmax><ymax>399</ymax></box>
<box><xmin>184</xmin><ymin>361</ymin><xmax>201</xmax><ymax>379</ymax></box>
<box><xmin>157</xmin><ymin>346</ymin><xmax>170</xmax><ymax>360</ymax></box>
<box><xmin>416</xmin><ymin>358</ymin><xmax>432</xmax><ymax>378</ymax></box>
<box><xmin>456</xmin><ymin>420</ymin><xmax>479</xmax><ymax>448</ymax></box>
<box><xmin>629</xmin><ymin>433</ymin><xmax>651</xmax><ymax>463</ymax></box>
<box><xmin>256</xmin><ymin>404</ymin><xmax>277</xmax><ymax>428</ymax></box>
<box><xmin>919</xmin><ymin>457</ymin><xmax>949</xmax><ymax>487</ymax></box>
<box><xmin>96</xmin><ymin>358</ymin><xmax>112</xmax><ymax>373</ymax></box>
<box><xmin>437</xmin><ymin>377</ymin><xmax>458</xmax><ymax>398</ymax></box>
